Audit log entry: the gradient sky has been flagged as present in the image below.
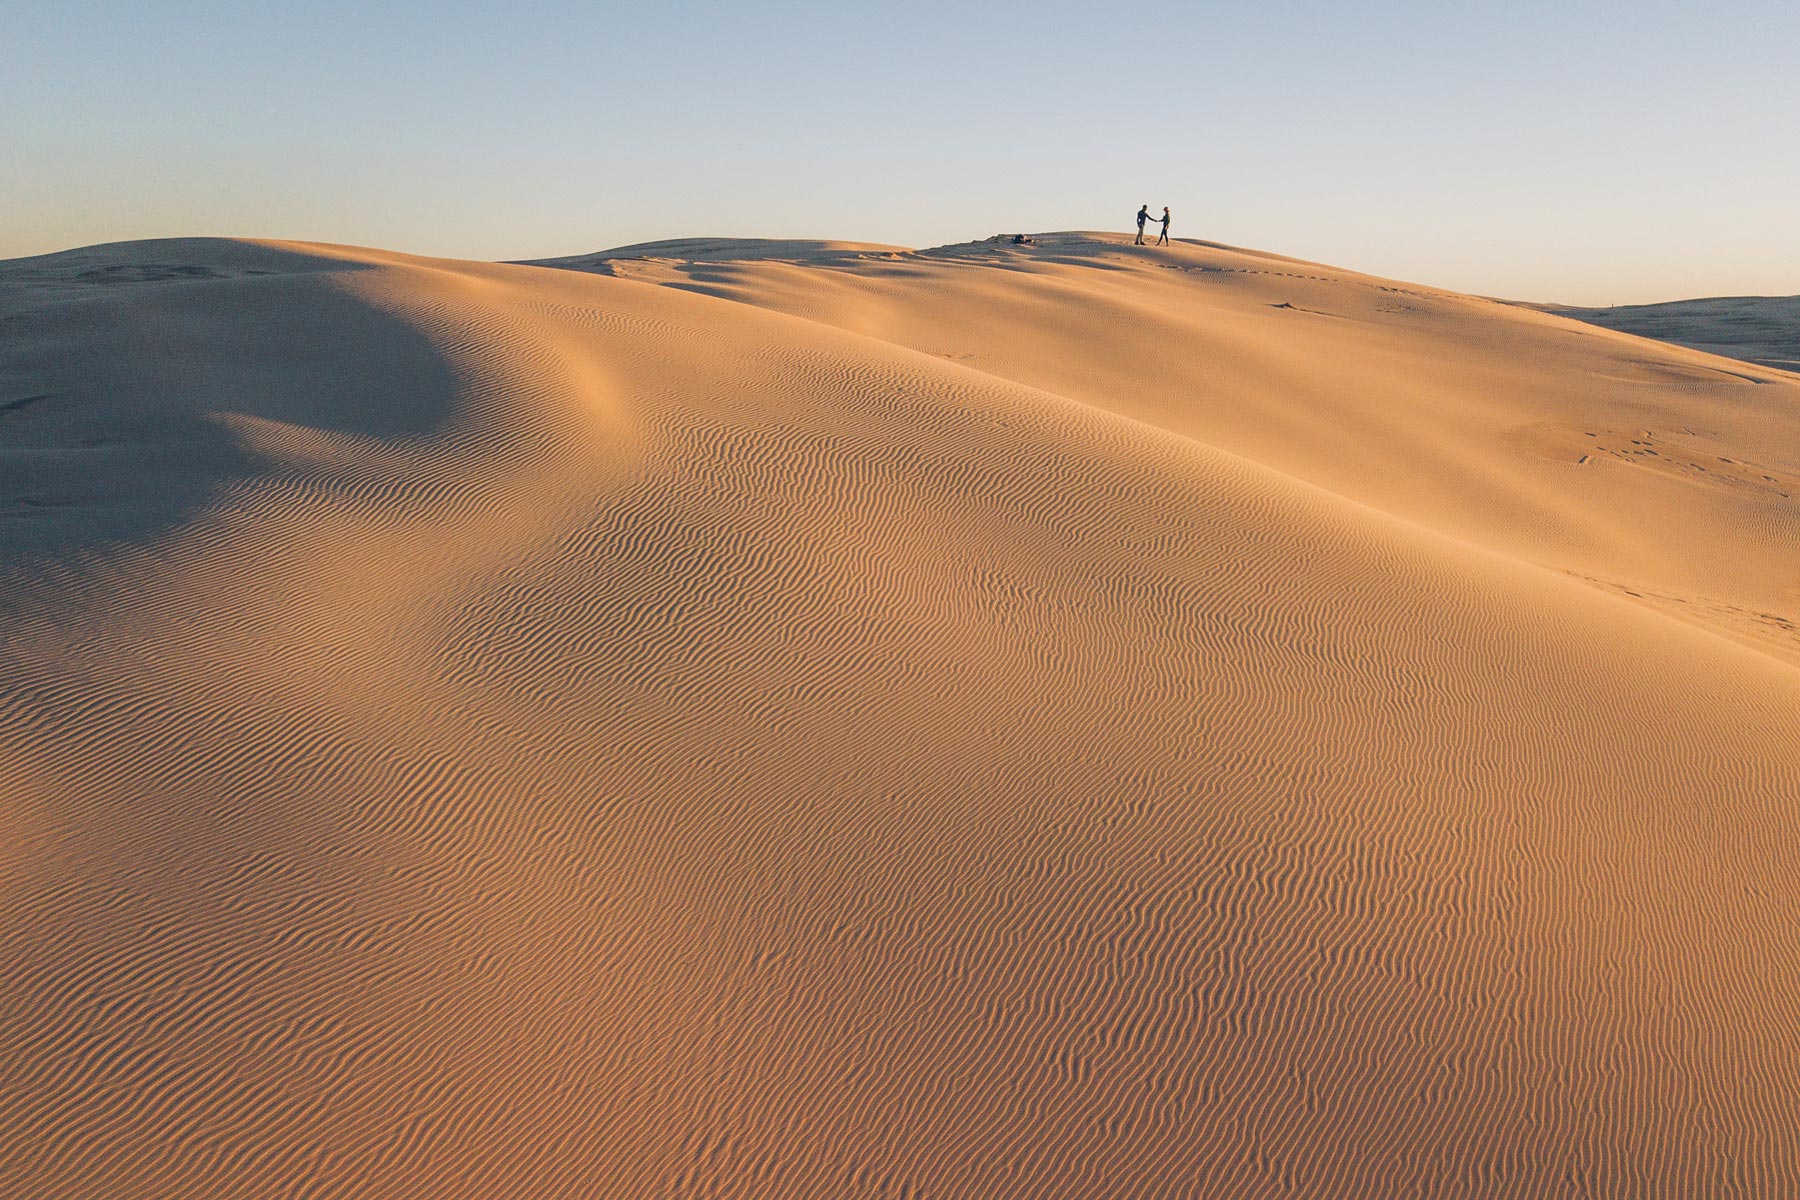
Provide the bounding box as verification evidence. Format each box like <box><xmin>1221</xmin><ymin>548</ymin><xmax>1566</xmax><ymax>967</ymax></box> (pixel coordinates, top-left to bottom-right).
<box><xmin>6</xmin><ymin>0</ymin><xmax>1796</xmax><ymax>303</ymax></box>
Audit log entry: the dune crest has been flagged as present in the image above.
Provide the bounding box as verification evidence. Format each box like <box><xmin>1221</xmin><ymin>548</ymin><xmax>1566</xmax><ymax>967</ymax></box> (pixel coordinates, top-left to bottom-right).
<box><xmin>4</xmin><ymin>233</ymin><xmax>1800</xmax><ymax>1198</ymax></box>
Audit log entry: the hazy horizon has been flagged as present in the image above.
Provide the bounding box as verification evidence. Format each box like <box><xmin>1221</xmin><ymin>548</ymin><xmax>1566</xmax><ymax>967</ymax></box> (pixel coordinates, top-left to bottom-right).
<box><xmin>8</xmin><ymin>0</ymin><xmax>1797</xmax><ymax>305</ymax></box>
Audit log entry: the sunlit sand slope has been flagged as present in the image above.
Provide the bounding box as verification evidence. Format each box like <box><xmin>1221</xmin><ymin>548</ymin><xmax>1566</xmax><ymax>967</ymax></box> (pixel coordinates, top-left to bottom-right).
<box><xmin>534</xmin><ymin>231</ymin><xmax>1800</xmax><ymax>664</ymax></box>
<box><xmin>4</xmin><ymin>234</ymin><xmax>1800</xmax><ymax>1199</ymax></box>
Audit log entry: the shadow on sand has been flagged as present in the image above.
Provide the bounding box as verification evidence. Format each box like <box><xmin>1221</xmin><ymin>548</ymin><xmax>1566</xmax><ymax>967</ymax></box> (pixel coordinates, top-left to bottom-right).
<box><xmin>0</xmin><ymin>239</ymin><xmax>465</xmax><ymax>569</ymax></box>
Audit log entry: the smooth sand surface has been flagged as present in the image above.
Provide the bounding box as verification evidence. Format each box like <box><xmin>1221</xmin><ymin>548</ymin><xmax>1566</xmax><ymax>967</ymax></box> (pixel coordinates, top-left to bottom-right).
<box><xmin>1538</xmin><ymin>294</ymin><xmax>1800</xmax><ymax>374</ymax></box>
<box><xmin>4</xmin><ymin>231</ymin><xmax>1799</xmax><ymax>1198</ymax></box>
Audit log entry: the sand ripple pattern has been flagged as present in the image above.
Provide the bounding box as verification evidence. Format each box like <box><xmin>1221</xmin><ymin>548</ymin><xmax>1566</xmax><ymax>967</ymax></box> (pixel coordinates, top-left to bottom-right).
<box><xmin>4</xmin><ymin>237</ymin><xmax>1800</xmax><ymax>1198</ymax></box>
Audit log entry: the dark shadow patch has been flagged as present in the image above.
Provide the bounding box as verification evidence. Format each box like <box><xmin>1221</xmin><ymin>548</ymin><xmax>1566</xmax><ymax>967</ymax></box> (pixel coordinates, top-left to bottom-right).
<box><xmin>78</xmin><ymin>264</ymin><xmax>231</xmax><ymax>284</ymax></box>
<box><xmin>0</xmin><ymin>392</ymin><xmax>54</xmax><ymax>415</ymax></box>
<box><xmin>0</xmin><ymin>246</ymin><xmax>464</xmax><ymax>568</ymax></box>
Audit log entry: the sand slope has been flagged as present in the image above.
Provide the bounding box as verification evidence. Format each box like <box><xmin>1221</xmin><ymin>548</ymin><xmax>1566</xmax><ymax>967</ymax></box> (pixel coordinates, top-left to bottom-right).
<box><xmin>1538</xmin><ymin>294</ymin><xmax>1800</xmax><ymax>374</ymax></box>
<box><xmin>4</xmin><ymin>232</ymin><xmax>1800</xmax><ymax>1198</ymax></box>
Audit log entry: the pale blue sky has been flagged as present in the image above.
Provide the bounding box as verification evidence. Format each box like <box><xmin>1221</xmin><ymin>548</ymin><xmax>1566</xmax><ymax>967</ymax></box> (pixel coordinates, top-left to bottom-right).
<box><xmin>6</xmin><ymin>1</ymin><xmax>1796</xmax><ymax>302</ymax></box>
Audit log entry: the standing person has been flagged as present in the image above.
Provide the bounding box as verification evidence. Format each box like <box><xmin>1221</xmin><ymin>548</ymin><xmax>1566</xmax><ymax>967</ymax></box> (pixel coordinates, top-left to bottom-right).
<box><xmin>1156</xmin><ymin>206</ymin><xmax>1171</xmax><ymax>246</ymax></box>
<box><xmin>1135</xmin><ymin>204</ymin><xmax>1152</xmax><ymax>245</ymax></box>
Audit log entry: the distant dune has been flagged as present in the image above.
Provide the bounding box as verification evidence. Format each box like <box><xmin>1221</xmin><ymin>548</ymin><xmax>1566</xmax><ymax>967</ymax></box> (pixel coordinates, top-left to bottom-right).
<box><xmin>4</xmin><ymin>231</ymin><xmax>1799</xmax><ymax>1199</ymax></box>
<box><xmin>1535</xmin><ymin>294</ymin><xmax>1800</xmax><ymax>373</ymax></box>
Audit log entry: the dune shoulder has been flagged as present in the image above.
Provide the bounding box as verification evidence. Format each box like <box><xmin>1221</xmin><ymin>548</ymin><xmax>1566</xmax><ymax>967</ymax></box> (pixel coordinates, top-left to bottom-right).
<box><xmin>5</xmin><ymin>231</ymin><xmax>1800</xmax><ymax>1199</ymax></box>
<box><xmin>1532</xmin><ymin>294</ymin><xmax>1800</xmax><ymax>373</ymax></box>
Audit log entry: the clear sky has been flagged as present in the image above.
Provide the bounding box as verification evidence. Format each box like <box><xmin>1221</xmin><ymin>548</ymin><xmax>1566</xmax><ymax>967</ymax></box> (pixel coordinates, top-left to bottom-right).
<box><xmin>6</xmin><ymin>0</ymin><xmax>1796</xmax><ymax>303</ymax></box>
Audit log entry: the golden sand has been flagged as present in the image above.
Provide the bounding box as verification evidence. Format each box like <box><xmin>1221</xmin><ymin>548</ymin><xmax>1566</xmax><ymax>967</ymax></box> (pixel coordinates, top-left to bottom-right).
<box><xmin>3</xmin><ymin>232</ymin><xmax>1798</xmax><ymax>1197</ymax></box>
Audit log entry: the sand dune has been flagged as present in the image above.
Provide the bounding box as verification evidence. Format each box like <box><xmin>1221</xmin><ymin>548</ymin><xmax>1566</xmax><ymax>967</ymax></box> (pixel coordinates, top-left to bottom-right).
<box><xmin>1537</xmin><ymin>294</ymin><xmax>1800</xmax><ymax>374</ymax></box>
<box><xmin>3</xmin><ymin>231</ymin><xmax>1799</xmax><ymax>1198</ymax></box>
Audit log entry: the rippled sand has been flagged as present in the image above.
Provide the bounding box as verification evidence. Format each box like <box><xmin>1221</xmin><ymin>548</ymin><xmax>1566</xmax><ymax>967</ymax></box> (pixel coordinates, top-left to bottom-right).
<box><xmin>3</xmin><ymin>231</ymin><xmax>1798</xmax><ymax>1198</ymax></box>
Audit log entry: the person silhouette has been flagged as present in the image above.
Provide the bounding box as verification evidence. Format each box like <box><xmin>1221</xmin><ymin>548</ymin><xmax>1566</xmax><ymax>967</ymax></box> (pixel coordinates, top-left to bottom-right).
<box><xmin>1156</xmin><ymin>206</ymin><xmax>1170</xmax><ymax>246</ymax></box>
<box><xmin>1135</xmin><ymin>204</ymin><xmax>1152</xmax><ymax>245</ymax></box>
